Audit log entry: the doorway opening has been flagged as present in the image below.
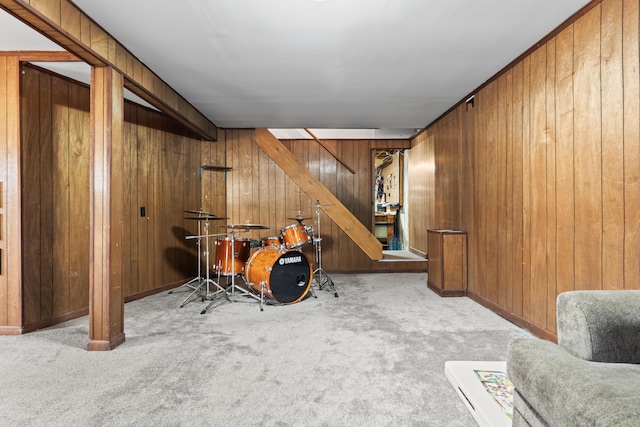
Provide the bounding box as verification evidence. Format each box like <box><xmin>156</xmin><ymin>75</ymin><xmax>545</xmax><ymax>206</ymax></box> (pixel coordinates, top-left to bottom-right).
<box><xmin>373</xmin><ymin>149</ymin><xmax>404</xmax><ymax>250</ymax></box>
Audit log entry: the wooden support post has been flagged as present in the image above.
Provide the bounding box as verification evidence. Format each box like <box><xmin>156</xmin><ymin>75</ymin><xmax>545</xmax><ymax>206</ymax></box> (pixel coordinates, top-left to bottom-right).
<box><xmin>255</xmin><ymin>128</ymin><xmax>382</xmax><ymax>260</ymax></box>
<box><xmin>0</xmin><ymin>56</ymin><xmax>23</xmax><ymax>335</ymax></box>
<box><xmin>88</xmin><ymin>66</ymin><xmax>125</xmax><ymax>351</ymax></box>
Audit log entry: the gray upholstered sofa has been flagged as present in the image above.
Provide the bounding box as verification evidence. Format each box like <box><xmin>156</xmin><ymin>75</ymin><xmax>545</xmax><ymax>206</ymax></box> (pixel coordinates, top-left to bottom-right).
<box><xmin>507</xmin><ymin>290</ymin><xmax>640</xmax><ymax>426</ymax></box>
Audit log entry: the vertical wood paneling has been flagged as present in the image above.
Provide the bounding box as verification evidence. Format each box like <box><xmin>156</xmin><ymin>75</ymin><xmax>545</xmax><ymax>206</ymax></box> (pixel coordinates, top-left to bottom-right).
<box><xmin>17</xmin><ymin>65</ymin><xmax>204</xmax><ymax>331</ymax></box>
<box><xmin>123</xmin><ymin>106</ymin><xmax>136</xmax><ymax>297</ymax></box>
<box><xmin>545</xmin><ymin>39</ymin><xmax>558</xmax><ymax>331</ymax></box>
<box><xmin>555</xmin><ymin>26</ymin><xmax>576</xmax><ymax>300</ymax></box>
<box><xmin>408</xmin><ymin>133</ymin><xmax>428</xmax><ymax>255</ymax></box>
<box><xmin>411</xmin><ymin>1</ymin><xmax>639</xmax><ymax>337</ymax></box>
<box><xmin>52</xmin><ymin>77</ymin><xmax>70</xmax><ymax>316</ymax></box>
<box><xmin>485</xmin><ymin>81</ymin><xmax>498</xmax><ymax>303</ymax></box>
<box><xmin>529</xmin><ymin>46</ymin><xmax>548</xmax><ymax>328</ymax></box>
<box><xmin>39</xmin><ymin>73</ymin><xmax>53</xmax><ymax>318</ymax></box>
<box><xmin>151</xmin><ymin>115</ymin><xmax>164</xmax><ymax>290</ymax></box>
<box><xmin>5</xmin><ymin>56</ymin><xmax>22</xmax><ymax>328</ymax></box>
<box><xmin>622</xmin><ymin>0</ymin><xmax>640</xmax><ymax>290</ymax></box>
<box><xmin>521</xmin><ymin>56</ymin><xmax>532</xmax><ymax>322</ymax></box>
<box><xmin>20</xmin><ymin>66</ymin><xmax>42</xmax><ymax>325</ymax></box>
<box><xmin>477</xmin><ymin>90</ymin><xmax>488</xmax><ymax>299</ymax></box>
<box><xmin>136</xmin><ymin>109</ymin><xmax>151</xmax><ymax>294</ymax></box>
<box><xmin>496</xmin><ymin>75</ymin><xmax>508</xmax><ymax>309</ymax></box>
<box><xmin>601</xmin><ymin>0</ymin><xmax>624</xmax><ymax>291</ymax></box>
<box><xmin>469</xmin><ymin>104</ymin><xmax>480</xmax><ymax>294</ymax></box>
<box><xmin>573</xmin><ymin>5</ymin><xmax>603</xmax><ymax>290</ymax></box>
<box><xmin>504</xmin><ymin>68</ymin><xmax>514</xmax><ymax>313</ymax></box>
<box><xmin>511</xmin><ymin>61</ymin><xmax>525</xmax><ymax>318</ymax></box>
<box><xmin>0</xmin><ymin>57</ymin><xmax>6</xmax><ymax>326</ymax></box>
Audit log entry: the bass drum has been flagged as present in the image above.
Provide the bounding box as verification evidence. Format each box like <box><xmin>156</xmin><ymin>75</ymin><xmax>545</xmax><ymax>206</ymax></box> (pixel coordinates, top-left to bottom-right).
<box><xmin>244</xmin><ymin>247</ymin><xmax>312</xmax><ymax>304</ymax></box>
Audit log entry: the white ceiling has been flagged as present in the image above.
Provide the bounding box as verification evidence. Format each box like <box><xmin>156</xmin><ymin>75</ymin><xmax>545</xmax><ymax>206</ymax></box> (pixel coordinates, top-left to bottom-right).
<box><xmin>2</xmin><ymin>0</ymin><xmax>590</xmax><ymax>138</ymax></box>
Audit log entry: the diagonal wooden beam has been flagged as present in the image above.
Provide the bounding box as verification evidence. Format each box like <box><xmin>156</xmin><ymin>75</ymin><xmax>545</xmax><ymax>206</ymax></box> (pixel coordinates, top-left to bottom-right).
<box><xmin>304</xmin><ymin>128</ymin><xmax>356</xmax><ymax>174</ymax></box>
<box><xmin>255</xmin><ymin>128</ymin><xmax>382</xmax><ymax>260</ymax></box>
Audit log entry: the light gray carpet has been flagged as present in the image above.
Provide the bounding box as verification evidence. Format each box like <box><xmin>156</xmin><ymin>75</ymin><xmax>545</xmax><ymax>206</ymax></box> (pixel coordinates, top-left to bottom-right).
<box><xmin>0</xmin><ymin>273</ymin><xmax>530</xmax><ymax>426</ymax></box>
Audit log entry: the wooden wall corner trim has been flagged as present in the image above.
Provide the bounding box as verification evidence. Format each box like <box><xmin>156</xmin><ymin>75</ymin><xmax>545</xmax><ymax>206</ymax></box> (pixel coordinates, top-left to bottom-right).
<box><xmin>0</xmin><ymin>326</ymin><xmax>24</xmax><ymax>335</ymax></box>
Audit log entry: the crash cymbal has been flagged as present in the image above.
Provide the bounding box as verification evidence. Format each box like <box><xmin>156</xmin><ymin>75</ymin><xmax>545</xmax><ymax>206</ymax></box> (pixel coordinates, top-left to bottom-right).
<box><xmin>223</xmin><ymin>223</ymin><xmax>273</xmax><ymax>230</ymax></box>
<box><xmin>303</xmin><ymin>203</ymin><xmax>333</xmax><ymax>209</ymax></box>
<box><xmin>184</xmin><ymin>216</ymin><xmax>228</xmax><ymax>220</ymax></box>
<box><xmin>184</xmin><ymin>209</ymin><xmax>216</xmax><ymax>216</ymax></box>
<box><xmin>288</xmin><ymin>216</ymin><xmax>312</xmax><ymax>222</ymax></box>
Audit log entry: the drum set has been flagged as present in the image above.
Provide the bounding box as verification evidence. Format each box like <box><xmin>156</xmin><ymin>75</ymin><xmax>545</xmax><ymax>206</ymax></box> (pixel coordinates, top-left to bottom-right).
<box><xmin>175</xmin><ymin>202</ymin><xmax>337</xmax><ymax>313</ymax></box>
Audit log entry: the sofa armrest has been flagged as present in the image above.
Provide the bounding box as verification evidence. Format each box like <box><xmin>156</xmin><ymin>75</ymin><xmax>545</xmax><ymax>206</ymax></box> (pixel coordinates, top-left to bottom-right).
<box><xmin>507</xmin><ymin>338</ymin><xmax>640</xmax><ymax>427</ymax></box>
<box><xmin>557</xmin><ymin>290</ymin><xmax>640</xmax><ymax>363</ymax></box>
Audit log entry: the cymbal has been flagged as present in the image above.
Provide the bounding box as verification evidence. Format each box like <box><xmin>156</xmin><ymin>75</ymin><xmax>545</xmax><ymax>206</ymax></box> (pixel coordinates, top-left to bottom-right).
<box><xmin>288</xmin><ymin>216</ymin><xmax>312</xmax><ymax>221</ymax></box>
<box><xmin>303</xmin><ymin>203</ymin><xmax>333</xmax><ymax>209</ymax></box>
<box><xmin>223</xmin><ymin>223</ymin><xmax>274</xmax><ymax>230</ymax></box>
<box><xmin>184</xmin><ymin>209</ymin><xmax>216</xmax><ymax>216</ymax></box>
<box><xmin>184</xmin><ymin>216</ymin><xmax>228</xmax><ymax>220</ymax></box>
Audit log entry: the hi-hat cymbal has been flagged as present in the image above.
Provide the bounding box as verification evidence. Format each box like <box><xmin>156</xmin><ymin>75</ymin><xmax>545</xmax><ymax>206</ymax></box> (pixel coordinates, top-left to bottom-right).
<box><xmin>288</xmin><ymin>216</ymin><xmax>312</xmax><ymax>222</ymax></box>
<box><xmin>184</xmin><ymin>216</ymin><xmax>228</xmax><ymax>220</ymax></box>
<box><xmin>223</xmin><ymin>223</ymin><xmax>273</xmax><ymax>230</ymax></box>
<box><xmin>184</xmin><ymin>209</ymin><xmax>216</xmax><ymax>216</ymax></box>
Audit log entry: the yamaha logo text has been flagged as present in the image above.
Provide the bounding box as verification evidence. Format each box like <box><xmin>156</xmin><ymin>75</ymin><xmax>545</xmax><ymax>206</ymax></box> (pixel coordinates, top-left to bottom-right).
<box><xmin>279</xmin><ymin>256</ymin><xmax>302</xmax><ymax>265</ymax></box>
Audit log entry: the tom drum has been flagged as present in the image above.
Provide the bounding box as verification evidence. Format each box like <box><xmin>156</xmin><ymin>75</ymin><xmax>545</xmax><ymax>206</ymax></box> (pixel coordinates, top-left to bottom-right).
<box><xmin>244</xmin><ymin>247</ymin><xmax>312</xmax><ymax>304</ymax></box>
<box><xmin>214</xmin><ymin>238</ymin><xmax>251</xmax><ymax>276</ymax></box>
<box><xmin>280</xmin><ymin>224</ymin><xmax>312</xmax><ymax>249</ymax></box>
<box><xmin>261</xmin><ymin>236</ymin><xmax>283</xmax><ymax>247</ymax></box>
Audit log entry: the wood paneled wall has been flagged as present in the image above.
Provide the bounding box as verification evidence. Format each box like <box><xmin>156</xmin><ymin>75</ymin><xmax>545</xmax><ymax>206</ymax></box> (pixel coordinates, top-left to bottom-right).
<box><xmin>410</xmin><ymin>0</ymin><xmax>639</xmax><ymax>338</ymax></box>
<box><xmin>408</xmin><ymin>107</ymin><xmax>464</xmax><ymax>256</ymax></box>
<box><xmin>19</xmin><ymin>65</ymin><xmax>213</xmax><ymax>329</ymax></box>
<box><xmin>20</xmin><ymin>64</ymin><xmax>91</xmax><ymax>325</ymax></box>
<box><xmin>217</xmin><ymin>129</ymin><xmax>422</xmax><ymax>273</ymax></box>
<box><xmin>121</xmin><ymin>100</ymin><xmax>211</xmax><ymax>299</ymax></box>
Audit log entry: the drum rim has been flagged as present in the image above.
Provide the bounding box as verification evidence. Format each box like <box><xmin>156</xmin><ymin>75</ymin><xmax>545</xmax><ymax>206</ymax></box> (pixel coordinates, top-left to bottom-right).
<box><xmin>281</xmin><ymin>223</ymin><xmax>306</xmax><ymax>232</ymax></box>
<box><xmin>216</xmin><ymin>237</ymin><xmax>251</xmax><ymax>242</ymax></box>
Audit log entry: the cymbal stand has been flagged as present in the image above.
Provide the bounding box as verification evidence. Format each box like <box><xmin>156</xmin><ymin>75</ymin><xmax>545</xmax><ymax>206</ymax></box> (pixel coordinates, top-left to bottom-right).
<box><xmin>182</xmin><ymin>220</ymin><xmax>225</xmax><ymax>307</ymax></box>
<box><xmin>170</xmin><ymin>216</ymin><xmax>204</xmax><ymax>302</ymax></box>
<box><xmin>201</xmin><ymin>228</ymin><xmax>264</xmax><ymax>314</ymax></box>
<box><xmin>312</xmin><ymin>201</ymin><xmax>338</xmax><ymax>297</ymax></box>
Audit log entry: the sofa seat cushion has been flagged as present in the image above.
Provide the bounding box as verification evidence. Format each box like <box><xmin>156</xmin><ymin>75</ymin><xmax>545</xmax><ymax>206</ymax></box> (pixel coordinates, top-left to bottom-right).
<box><xmin>508</xmin><ymin>338</ymin><xmax>640</xmax><ymax>427</ymax></box>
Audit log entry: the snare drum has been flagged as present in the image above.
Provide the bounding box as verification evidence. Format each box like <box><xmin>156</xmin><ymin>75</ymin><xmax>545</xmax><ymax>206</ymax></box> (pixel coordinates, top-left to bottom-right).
<box><xmin>280</xmin><ymin>224</ymin><xmax>312</xmax><ymax>249</ymax></box>
<box><xmin>214</xmin><ymin>238</ymin><xmax>251</xmax><ymax>276</ymax></box>
<box><xmin>244</xmin><ymin>247</ymin><xmax>312</xmax><ymax>304</ymax></box>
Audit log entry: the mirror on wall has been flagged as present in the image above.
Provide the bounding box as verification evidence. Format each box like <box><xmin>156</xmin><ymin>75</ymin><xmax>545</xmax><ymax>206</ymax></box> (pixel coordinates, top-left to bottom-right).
<box><xmin>373</xmin><ymin>150</ymin><xmax>404</xmax><ymax>249</ymax></box>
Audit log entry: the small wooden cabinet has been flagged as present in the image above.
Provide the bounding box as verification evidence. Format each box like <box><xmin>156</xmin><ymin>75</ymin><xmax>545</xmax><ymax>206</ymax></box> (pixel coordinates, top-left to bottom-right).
<box><xmin>374</xmin><ymin>212</ymin><xmax>396</xmax><ymax>244</ymax></box>
<box><xmin>427</xmin><ymin>229</ymin><xmax>467</xmax><ymax>297</ymax></box>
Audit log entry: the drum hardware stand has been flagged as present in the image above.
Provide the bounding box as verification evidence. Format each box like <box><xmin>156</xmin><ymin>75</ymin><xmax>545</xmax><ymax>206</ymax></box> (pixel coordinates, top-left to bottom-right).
<box><xmin>201</xmin><ymin>223</ymin><xmax>267</xmax><ymax>314</ymax></box>
<box><xmin>310</xmin><ymin>200</ymin><xmax>338</xmax><ymax>297</ymax></box>
<box><xmin>170</xmin><ymin>209</ymin><xmax>211</xmax><ymax>298</ymax></box>
<box><xmin>181</xmin><ymin>221</ymin><xmax>226</xmax><ymax>308</ymax></box>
